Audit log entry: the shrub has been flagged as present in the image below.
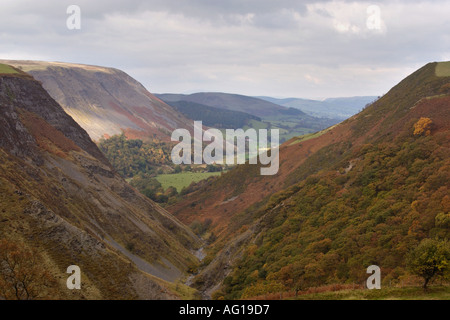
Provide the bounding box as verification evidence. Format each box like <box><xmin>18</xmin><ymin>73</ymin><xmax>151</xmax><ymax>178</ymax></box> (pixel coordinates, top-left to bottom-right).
<box><xmin>413</xmin><ymin>117</ymin><xmax>433</xmax><ymax>136</ymax></box>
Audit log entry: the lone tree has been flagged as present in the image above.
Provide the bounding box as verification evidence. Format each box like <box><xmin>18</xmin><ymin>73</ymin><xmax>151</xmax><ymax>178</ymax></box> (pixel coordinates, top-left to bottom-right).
<box><xmin>413</xmin><ymin>117</ymin><xmax>433</xmax><ymax>136</ymax></box>
<box><xmin>407</xmin><ymin>238</ymin><xmax>450</xmax><ymax>290</ymax></box>
<box><xmin>0</xmin><ymin>239</ymin><xmax>56</xmax><ymax>300</ymax></box>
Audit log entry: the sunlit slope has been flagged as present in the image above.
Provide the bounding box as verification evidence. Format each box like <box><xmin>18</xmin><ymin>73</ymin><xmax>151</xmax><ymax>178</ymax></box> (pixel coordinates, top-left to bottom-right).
<box><xmin>1</xmin><ymin>60</ymin><xmax>192</xmax><ymax>141</ymax></box>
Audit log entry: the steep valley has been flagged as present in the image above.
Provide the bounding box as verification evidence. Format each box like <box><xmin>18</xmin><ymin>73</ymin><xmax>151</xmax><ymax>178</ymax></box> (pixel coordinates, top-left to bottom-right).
<box><xmin>1</xmin><ymin>61</ymin><xmax>449</xmax><ymax>300</ymax></box>
<box><xmin>168</xmin><ymin>62</ymin><xmax>450</xmax><ymax>299</ymax></box>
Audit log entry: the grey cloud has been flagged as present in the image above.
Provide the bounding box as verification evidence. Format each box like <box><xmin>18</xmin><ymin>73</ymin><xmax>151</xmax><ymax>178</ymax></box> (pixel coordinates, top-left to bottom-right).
<box><xmin>0</xmin><ymin>1</ymin><xmax>449</xmax><ymax>98</ymax></box>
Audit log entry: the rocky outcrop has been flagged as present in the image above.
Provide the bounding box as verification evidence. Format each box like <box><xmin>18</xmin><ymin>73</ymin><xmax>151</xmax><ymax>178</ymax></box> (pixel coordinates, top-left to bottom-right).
<box><xmin>0</xmin><ymin>75</ymin><xmax>108</xmax><ymax>164</ymax></box>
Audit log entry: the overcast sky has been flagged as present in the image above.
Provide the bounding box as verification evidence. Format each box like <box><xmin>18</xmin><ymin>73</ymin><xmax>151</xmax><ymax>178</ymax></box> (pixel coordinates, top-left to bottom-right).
<box><xmin>1</xmin><ymin>0</ymin><xmax>449</xmax><ymax>99</ymax></box>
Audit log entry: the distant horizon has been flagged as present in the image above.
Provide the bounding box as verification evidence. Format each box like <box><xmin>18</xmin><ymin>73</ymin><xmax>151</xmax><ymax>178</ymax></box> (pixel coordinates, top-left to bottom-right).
<box><xmin>4</xmin><ymin>58</ymin><xmax>382</xmax><ymax>100</ymax></box>
<box><xmin>155</xmin><ymin>91</ymin><xmax>380</xmax><ymax>101</ymax></box>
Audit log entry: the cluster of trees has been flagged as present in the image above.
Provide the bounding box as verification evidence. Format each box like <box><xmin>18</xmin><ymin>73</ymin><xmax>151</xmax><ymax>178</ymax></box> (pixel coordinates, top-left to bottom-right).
<box><xmin>98</xmin><ymin>134</ymin><xmax>227</xmax><ymax>204</ymax></box>
<box><xmin>129</xmin><ymin>173</ymin><xmax>178</xmax><ymax>204</ymax></box>
<box><xmin>219</xmin><ymin>126</ymin><xmax>450</xmax><ymax>299</ymax></box>
<box><xmin>98</xmin><ymin>134</ymin><xmax>173</xmax><ymax>177</ymax></box>
<box><xmin>189</xmin><ymin>219</ymin><xmax>217</xmax><ymax>244</ymax></box>
<box><xmin>413</xmin><ymin>117</ymin><xmax>433</xmax><ymax>136</ymax></box>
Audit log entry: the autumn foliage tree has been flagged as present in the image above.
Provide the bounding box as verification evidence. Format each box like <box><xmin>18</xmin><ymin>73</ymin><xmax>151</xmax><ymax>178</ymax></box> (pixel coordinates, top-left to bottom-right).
<box><xmin>407</xmin><ymin>239</ymin><xmax>450</xmax><ymax>289</ymax></box>
<box><xmin>413</xmin><ymin>117</ymin><xmax>433</xmax><ymax>136</ymax></box>
<box><xmin>0</xmin><ymin>239</ymin><xmax>56</xmax><ymax>300</ymax></box>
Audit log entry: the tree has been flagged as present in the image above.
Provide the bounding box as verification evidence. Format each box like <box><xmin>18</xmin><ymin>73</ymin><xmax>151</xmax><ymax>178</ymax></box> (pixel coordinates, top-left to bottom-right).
<box><xmin>276</xmin><ymin>262</ymin><xmax>306</xmax><ymax>295</ymax></box>
<box><xmin>413</xmin><ymin>117</ymin><xmax>433</xmax><ymax>136</ymax></box>
<box><xmin>207</xmin><ymin>164</ymin><xmax>222</xmax><ymax>172</ymax></box>
<box><xmin>0</xmin><ymin>239</ymin><xmax>56</xmax><ymax>300</ymax></box>
<box><xmin>165</xmin><ymin>186</ymin><xmax>178</xmax><ymax>197</ymax></box>
<box><xmin>407</xmin><ymin>238</ymin><xmax>450</xmax><ymax>289</ymax></box>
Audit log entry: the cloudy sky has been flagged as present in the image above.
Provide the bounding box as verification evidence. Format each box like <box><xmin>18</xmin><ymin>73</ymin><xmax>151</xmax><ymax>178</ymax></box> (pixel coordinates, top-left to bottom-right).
<box><xmin>1</xmin><ymin>0</ymin><xmax>449</xmax><ymax>99</ymax></box>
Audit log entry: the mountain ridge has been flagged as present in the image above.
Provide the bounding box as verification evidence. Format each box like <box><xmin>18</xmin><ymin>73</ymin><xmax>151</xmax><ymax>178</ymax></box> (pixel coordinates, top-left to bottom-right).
<box><xmin>156</xmin><ymin>92</ymin><xmax>306</xmax><ymax>118</ymax></box>
<box><xmin>258</xmin><ymin>95</ymin><xmax>379</xmax><ymax>119</ymax></box>
<box><xmin>0</xmin><ymin>60</ymin><xmax>193</xmax><ymax>142</ymax></box>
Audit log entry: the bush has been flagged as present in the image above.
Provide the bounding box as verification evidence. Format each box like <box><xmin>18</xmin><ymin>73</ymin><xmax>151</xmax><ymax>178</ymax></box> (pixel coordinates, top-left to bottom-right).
<box><xmin>413</xmin><ymin>117</ymin><xmax>433</xmax><ymax>136</ymax></box>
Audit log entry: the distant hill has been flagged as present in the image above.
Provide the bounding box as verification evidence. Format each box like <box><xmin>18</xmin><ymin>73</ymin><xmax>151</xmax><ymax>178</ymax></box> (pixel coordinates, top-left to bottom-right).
<box><xmin>1</xmin><ymin>60</ymin><xmax>192</xmax><ymax>141</ymax></box>
<box><xmin>157</xmin><ymin>92</ymin><xmax>340</xmax><ymax>142</ymax></box>
<box><xmin>168</xmin><ymin>100</ymin><xmax>261</xmax><ymax>129</ymax></box>
<box><xmin>259</xmin><ymin>96</ymin><xmax>379</xmax><ymax>119</ymax></box>
<box><xmin>156</xmin><ymin>92</ymin><xmax>305</xmax><ymax>118</ymax></box>
<box><xmin>169</xmin><ymin>61</ymin><xmax>450</xmax><ymax>299</ymax></box>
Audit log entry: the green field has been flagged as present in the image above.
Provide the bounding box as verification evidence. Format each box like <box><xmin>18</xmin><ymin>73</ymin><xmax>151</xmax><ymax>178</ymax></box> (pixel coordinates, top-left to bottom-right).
<box><xmin>290</xmin><ymin>286</ymin><xmax>450</xmax><ymax>300</ymax></box>
<box><xmin>214</xmin><ymin>114</ymin><xmax>330</xmax><ymax>145</ymax></box>
<box><xmin>243</xmin><ymin>119</ymin><xmax>269</xmax><ymax>131</ymax></box>
<box><xmin>0</xmin><ymin>64</ymin><xmax>19</xmax><ymax>74</ymax></box>
<box><xmin>156</xmin><ymin>171</ymin><xmax>223</xmax><ymax>191</ymax></box>
<box><xmin>436</xmin><ymin>61</ymin><xmax>450</xmax><ymax>77</ymax></box>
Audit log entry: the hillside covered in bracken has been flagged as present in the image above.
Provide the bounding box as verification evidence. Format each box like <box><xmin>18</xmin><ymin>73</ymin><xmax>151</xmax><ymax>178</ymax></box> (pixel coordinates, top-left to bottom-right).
<box><xmin>169</xmin><ymin>62</ymin><xmax>450</xmax><ymax>299</ymax></box>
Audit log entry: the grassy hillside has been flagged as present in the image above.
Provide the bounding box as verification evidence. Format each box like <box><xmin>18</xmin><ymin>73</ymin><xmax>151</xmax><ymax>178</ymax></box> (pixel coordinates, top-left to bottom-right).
<box><xmin>156</xmin><ymin>171</ymin><xmax>223</xmax><ymax>192</ymax></box>
<box><xmin>436</xmin><ymin>61</ymin><xmax>450</xmax><ymax>77</ymax></box>
<box><xmin>0</xmin><ymin>64</ymin><xmax>19</xmax><ymax>74</ymax></box>
<box><xmin>289</xmin><ymin>286</ymin><xmax>450</xmax><ymax>300</ymax></box>
<box><xmin>169</xmin><ymin>62</ymin><xmax>450</xmax><ymax>300</ymax></box>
